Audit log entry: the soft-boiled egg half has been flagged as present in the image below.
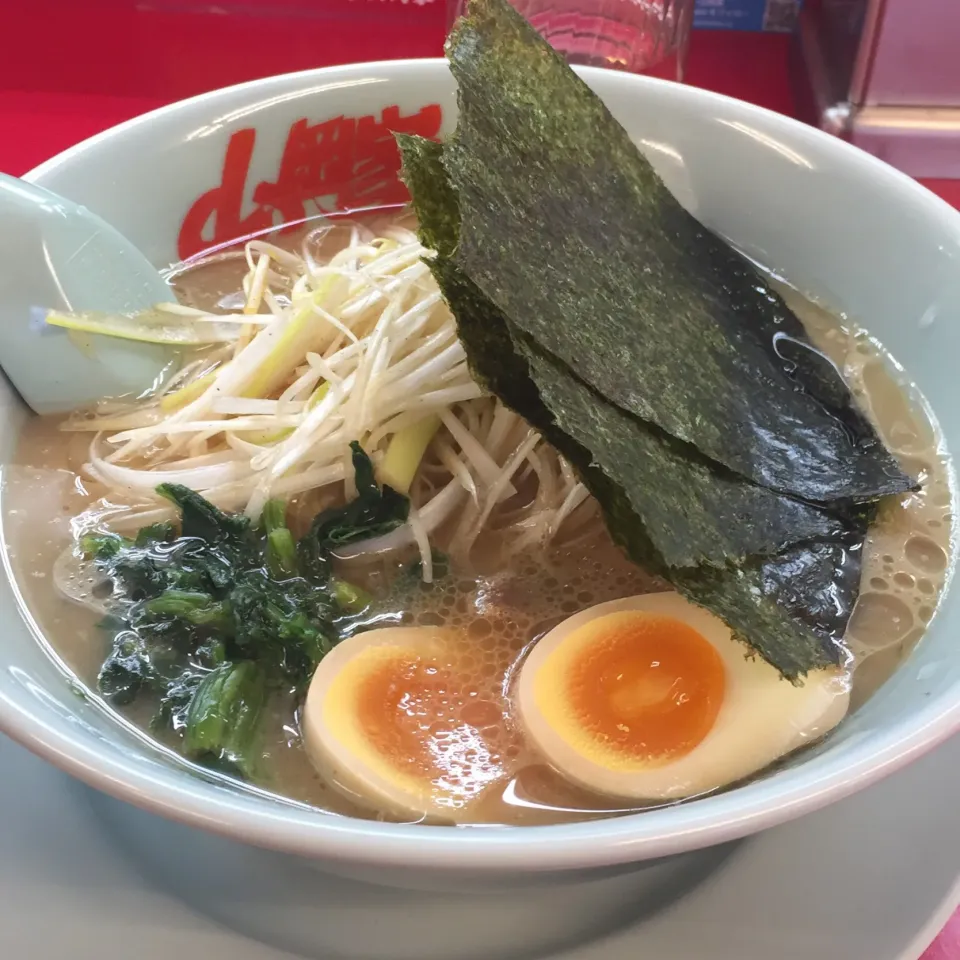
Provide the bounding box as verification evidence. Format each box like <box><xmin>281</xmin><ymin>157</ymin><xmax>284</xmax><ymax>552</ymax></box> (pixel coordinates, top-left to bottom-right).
<box><xmin>517</xmin><ymin>592</ymin><xmax>851</xmax><ymax>801</ymax></box>
<box><xmin>302</xmin><ymin>626</ymin><xmax>511</xmax><ymax>822</ymax></box>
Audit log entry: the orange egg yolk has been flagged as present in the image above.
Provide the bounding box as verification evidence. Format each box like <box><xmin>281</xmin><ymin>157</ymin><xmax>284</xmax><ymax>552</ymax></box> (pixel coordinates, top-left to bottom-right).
<box><xmin>350</xmin><ymin>650</ymin><xmax>506</xmax><ymax>808</ymax></box>
<box><xmin>537</xmin><ymin>612</ymin><xmax>726</xmax><ymax>769</ymax></box>
<box><xmin>355</xmin><ymin>655</ymin><xmax>448</xmax><ymax>781</ymax></box>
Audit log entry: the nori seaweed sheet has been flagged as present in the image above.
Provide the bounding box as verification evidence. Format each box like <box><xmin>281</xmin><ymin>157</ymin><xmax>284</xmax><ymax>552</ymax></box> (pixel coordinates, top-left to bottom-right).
<box><xmin>518</xmin><ymin>343</ymin><xmax>845</xmax><ymax>567</ymax></box>
<box><xmin>398</xmin><ymin>135</ymin><xmax>845</xmax><ymax>566</ymax></box>
<box><xmin>397</xmin><ymin>134</ymin><xmax>545</xmax><ymax>420</ymax></box>
<box><xmin>441</xmin><ymin>0</ymin><xmax>912</xmax><ymax>506</ymax></box>
<box><xmin>398</xmin><ymin>133</ymin><xmax>864</xmax><ymax>680</ymax></box>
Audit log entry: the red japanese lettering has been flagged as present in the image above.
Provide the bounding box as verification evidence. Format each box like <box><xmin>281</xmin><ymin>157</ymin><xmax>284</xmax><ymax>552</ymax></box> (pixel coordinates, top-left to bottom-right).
<box><xmin>178</xmin><ymin>103</ymin><xmax>443</xmax><ymax>261</ymax></box>
<box><xmin>177</xmin><ymin>129</ymin><xmax>275</xmax><ymax>262</ymax></box>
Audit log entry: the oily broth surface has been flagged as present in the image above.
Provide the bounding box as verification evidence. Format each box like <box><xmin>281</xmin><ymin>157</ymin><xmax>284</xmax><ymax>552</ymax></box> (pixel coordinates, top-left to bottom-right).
<box><xmin>2</xmin><ymin>246</ymin><xmax>953</xmax><ymax>825</ymax></box>
<box><xmin>1</xmin><ymin>429</ymin><xmax>660</xmax><ymax>824</ymax></box>
<box><xmin>777</xmin><ymin>285</ymin><xmax>954</xmax><ymax>711</ymax></box>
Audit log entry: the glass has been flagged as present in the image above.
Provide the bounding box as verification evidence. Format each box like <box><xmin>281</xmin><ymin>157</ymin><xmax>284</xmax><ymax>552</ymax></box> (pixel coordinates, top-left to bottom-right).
<box><xmin>447</xmin><ymin>0</ymin><xmax>695</xmax><ymax>81</ymax></box>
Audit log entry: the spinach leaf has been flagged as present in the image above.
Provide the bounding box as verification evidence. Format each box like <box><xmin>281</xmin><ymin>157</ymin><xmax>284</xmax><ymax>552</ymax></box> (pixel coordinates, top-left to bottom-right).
<box><xmin>299</xmin><ymin>441</ymin><xmax>409</xmax><ymax>580</ymax></box>
<box><xmin>87</xmin><ymin>443</ymin><xmax>410</xmax><ymax>777</ymax></box>
<box><xmin>157</xmin><ymin>482</ymin><xmax>251</xmax><ymax>543</ymax></box>
<box><xmin>183</xmin><ymin>661</ymin><xmax>266</xmax><ymax>779</ymax></box>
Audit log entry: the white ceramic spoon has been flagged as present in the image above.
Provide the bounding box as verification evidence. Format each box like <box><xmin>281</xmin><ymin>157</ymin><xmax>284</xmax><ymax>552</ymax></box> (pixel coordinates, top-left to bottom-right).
<box><xmin>0</xmin><ymin>172</ymin><xmax>175</xmax><ymax>415</ymax></box>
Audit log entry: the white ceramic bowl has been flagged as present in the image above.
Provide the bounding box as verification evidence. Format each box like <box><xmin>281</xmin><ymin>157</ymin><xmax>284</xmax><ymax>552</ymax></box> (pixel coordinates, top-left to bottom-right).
<box><xmin>2</xmin><ymin>60</ymin><xmax>960</xmax><ymax>955</ymax></box>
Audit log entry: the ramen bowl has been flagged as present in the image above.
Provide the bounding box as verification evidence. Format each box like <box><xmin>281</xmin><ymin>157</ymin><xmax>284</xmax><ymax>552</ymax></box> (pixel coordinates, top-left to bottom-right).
<box><xmin>1</xmin><ymin>60</ymin><xmax>960</xmax><ymax>959</ymax></box>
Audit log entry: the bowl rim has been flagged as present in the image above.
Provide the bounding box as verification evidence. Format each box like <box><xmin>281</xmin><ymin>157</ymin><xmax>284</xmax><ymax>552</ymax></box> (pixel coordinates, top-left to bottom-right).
<box><xmin>6</xmin><ymin>57</ymin><xmax>960</xmax><ymax>872</ymax></box>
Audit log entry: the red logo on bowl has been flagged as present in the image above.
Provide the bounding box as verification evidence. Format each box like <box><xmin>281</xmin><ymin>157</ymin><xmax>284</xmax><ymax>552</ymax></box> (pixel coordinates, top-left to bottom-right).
<box><xmin>178</xmin><ymin>103</ymin><xmax>443</xmax><ymax>261</ymax></box>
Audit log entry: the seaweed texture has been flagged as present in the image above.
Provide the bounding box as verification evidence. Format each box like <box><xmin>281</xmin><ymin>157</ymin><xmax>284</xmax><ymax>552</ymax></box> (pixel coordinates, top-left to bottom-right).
<box><xmin>396</xmin><ymin>32</ymin><xmax>895</xmax><ymax>681</ymax></box>
<box><xmin>442</xmin><ymin>0</ymin><xmax>911</xmax><ymax>504</ymax></box>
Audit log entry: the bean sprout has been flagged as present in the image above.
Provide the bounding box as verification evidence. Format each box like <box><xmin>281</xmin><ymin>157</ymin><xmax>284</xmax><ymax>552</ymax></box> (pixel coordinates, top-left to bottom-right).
<box><xmin>63</xmin><ymin>216</ymin><xmax>593</xmax><ymax>574</ymax></box>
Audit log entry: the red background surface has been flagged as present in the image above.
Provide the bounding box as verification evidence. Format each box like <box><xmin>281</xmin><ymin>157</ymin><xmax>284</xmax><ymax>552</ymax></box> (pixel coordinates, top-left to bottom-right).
<box><xmin>1</xmin><ymin>0</ymin><xmax>957</xmax><ymax>211</ymax></box>
<box><xmin>0</xmin><ymin>1</ymin><xmax>957</xmax><ymax>955</ymax></box>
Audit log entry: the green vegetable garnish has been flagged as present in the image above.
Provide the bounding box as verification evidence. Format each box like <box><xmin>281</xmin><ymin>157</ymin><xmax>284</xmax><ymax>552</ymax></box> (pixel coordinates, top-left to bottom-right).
<box><xmin>379</xmin><ymin>415</ymin><xmax>442</xmax><ymax>495</ymax></box>
<box><xmin>263</xmin><ymin>498</ymin><xmax>298</xmax><ymax>577</ymax></box>
<box><xmin>332</xmin><ymin>579</ymin><xmax>373</xmax><ymax>614</ymax></box>
<box><xmin>156</xmin><ymin>482</ymin><xmax>251</xmax><ymax>544</ymax></box>
<box><xmin>144</xmin><ymin>590</ymin><xmax>232</xmax><ymax>629</ymax></box>
<box><xmin>81</xmin><ymin>531</ymin><xmax>130</xmax><ymax>561</ymax></box>
<box><xmin>183</xmin><ymin>661</ymin><xmax>266</xmax><ymax>778</ymax></box>
<box><xmin>90</xmin><ymin>442</ymin><xmax>404</xmax><ymax>777</ymax></box>
<box><xmin>298</xmin><ymin>440</ymin><xmax>409</xmax><ymax>581</ymax></box>
<box><xmin>45</xmin><ymin>307</ymin><xmax>250</xmax><ymax>346</ymax></box>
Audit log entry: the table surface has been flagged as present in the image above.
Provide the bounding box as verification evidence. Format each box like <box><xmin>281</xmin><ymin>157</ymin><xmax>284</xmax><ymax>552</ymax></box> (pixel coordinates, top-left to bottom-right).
<box><xmin>0</xmin><ymin>3</ymin><xmax>957</xmax><ymax>956</ymax></box>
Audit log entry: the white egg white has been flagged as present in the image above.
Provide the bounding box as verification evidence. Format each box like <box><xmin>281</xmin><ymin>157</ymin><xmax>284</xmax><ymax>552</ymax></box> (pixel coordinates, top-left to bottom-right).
<box><xmin>517</xmin><ymin>592</ymin><xmax>851</xmax><ymax>801</ymax></box>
